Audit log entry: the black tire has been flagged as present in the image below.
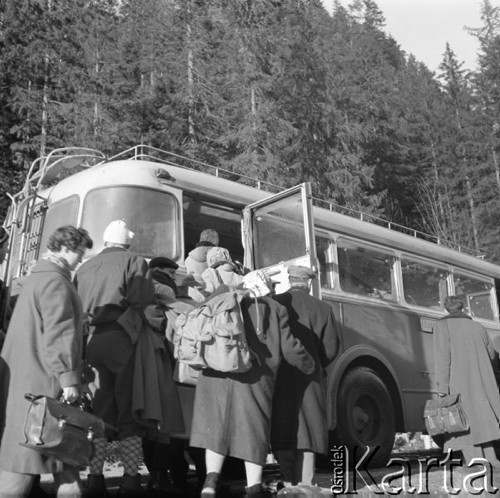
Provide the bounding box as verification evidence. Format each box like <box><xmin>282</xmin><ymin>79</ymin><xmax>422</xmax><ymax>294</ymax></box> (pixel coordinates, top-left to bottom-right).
<box><xmin>333</xmin><ymin>366</ymin><xmax>396</xmax><ymax>468</ymax></box>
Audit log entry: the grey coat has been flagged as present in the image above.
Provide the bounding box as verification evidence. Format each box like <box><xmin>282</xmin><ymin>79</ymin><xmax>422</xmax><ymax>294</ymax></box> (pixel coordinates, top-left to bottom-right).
<box><xmin>434</xmin><ymin>311</ymin><xmax>500</xmax><ymax>449</ymax></box>
<box><xmin>0</xmin><ymin>260</ymin><xmax>83</xmax><ymax>474</ymax></box>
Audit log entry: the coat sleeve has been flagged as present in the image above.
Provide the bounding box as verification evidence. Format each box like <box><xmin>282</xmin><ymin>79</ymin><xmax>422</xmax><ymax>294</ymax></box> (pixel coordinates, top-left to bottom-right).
<box><xmin>433</xmin><ymin>320</ymin><xmax>451</xmax><ymax>394</ymax></box>
<box><xmin>127</xmin><ymin>256</ymin><xmax>156</xmax><ymax>311</ymax></box>
<box><xmin>201</xmin><ymin>268</ymin><xmax>217</xmax><ymax>294</ymax></box>
<box><xmin>479</xmin><ymin>325</ymin><xmax>500</xmax><ymax>380</ymax></box>
<box><xmin>480</xmin><ymin>325</ymin><xmax>497</xmax><ymax>362</ymax></box>
<box><xmin>38</xmin><ymin>277</ymin><xmax>82</xmax><ymax>388</ymax></box>
<box><xmin>319</xmin><ymin>308</ymin><xmax>339</xmax><ymax>368</ymax></box>
<box><xmin>278</xmin><ymin>303</ymin><xmax>315</xmax><ymax>375</ymax></box>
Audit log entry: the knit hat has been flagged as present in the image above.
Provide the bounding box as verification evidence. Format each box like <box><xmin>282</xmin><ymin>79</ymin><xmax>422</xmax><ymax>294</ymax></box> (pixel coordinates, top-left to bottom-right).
<box><xmin>206</xmin><ymin>246</ymin><xmax>232</xmax><ymax>268</ymax></box>
<box><xmin>288</xmin><ymin>265</ymin><xmax>316</xmax><ymax>281</ymax></box>
<box><xmin>103</xmin><ymin>220</ymin><xmax>134</xmax><ymax>245</ymax></box>
<box><xmin>199</xmin><ymin>228</ymin><xmax>219</xmax><ymax>246</ymax></box>
<box><xmin>149</xmin><ymin>257</ymin><xmax>179</xmax><ymax>270</ymax></box>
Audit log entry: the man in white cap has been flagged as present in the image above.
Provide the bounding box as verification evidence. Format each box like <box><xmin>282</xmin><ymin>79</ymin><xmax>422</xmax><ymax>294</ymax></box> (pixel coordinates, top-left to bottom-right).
<box><xmin>271</xmin><ymin>265</ymin><xmax>339</xmax><ymax>489</ymax></box>
<box><xmin>74</xmin><ymin>220</ymin><xmax>155</xmax><ymax>495</ymax></box>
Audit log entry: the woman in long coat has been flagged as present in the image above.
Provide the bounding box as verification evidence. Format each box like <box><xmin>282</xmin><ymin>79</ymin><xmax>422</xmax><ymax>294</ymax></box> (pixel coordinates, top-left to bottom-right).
<box><xmin>271</xmin><ymin>265</ymin><xmax>339</xmax><ymax>486</ymax></box>
<box><xmin>434</xmin><ymin>295</ymin><xmax>500</xmax><ymax>465</ymax></box>
<box><xmin>189</xmin><ymin>271</ymin><xmax>315</xmax><ymax>496</ymax></box>
<box><xmin>0</xmin><ymin>226</ymin><xmax>93</xmax><ymax>497</ymax></box>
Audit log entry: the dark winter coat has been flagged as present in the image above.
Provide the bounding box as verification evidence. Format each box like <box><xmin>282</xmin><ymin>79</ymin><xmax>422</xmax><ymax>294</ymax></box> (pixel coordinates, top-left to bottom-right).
<box><xmin>189</xmin><ymin>295</ymin><xmax>315</xmax><ymax>465</ymax></box>
<box><xmin>0</xmin><ymin>260</ymin><xmax>83</xmax><ymax>474</ymax></box>
<box><xmin>132</xmin><ymin>323</ymin><xmax>184</xmax><ymax>435</ymax></box>
<box><xmin>74</xmin><ymin>246</ymin><xmax>155</xmax><ymax>340</ymax></box>
<box><xmin>434</xmin><ymin>311</ymin><xmax>500</xmax><ymax>449</ymax></box>
<box><xmin>272</xmin><ymin>288</ymin><xmax>339</xmax><ymax>454</ymax></box>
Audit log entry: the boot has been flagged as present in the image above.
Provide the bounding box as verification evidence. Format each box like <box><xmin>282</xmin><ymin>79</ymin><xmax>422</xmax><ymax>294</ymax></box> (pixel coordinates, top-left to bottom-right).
<box><xmin>28</xmin><ymin>475</ymin><xmax>52</xmax><ymax>497</ymax></box>
<box><xmin>245</xmin><ymin>483</ymin><xmax>273</xmax><ymax>497</ymax></box>
<box><xmin>117</xmin><ymin>474</ymin><xmax>143</xmax><ymax>495</ymax></box>
<box><xmin>84</xmin><ymin>473</ymin><xmax>108</xmax><ymax>497</ymax></box>
<box><xmin>147</xmin><ymin>470</ymin><xmax>184</xmax><ymax>494</ymax></box>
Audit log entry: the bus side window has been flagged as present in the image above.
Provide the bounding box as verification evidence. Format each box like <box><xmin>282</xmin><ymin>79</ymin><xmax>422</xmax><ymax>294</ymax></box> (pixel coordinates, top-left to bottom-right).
<box><xmin>315</xmin><ymin>235</ymin><xmax>332</xmax><ymax>289</ymax></box>
<box><xmin>401</xmin><ymin>258</ymin><xmax>446</xmax><ymax>309</ymax></box>
<box><xmin>454</xmin><ymin>272</ymin><xmax>496</xmax><ymax>321</ymax></box>
<box><xmin>337</xmin><ymin>238</ymin><xmax>396</xmax><ymax>300</ymax></box>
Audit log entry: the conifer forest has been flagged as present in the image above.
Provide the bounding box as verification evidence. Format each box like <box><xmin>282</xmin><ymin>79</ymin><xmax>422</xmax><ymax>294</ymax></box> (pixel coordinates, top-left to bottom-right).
<box><xmin>2</xmin><ymin>0</ymin><xmax>500</xmax><ymax>261</ymax></box>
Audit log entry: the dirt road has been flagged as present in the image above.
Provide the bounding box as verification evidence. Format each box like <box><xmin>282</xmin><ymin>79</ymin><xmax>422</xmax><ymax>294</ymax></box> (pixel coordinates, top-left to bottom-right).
<box><xmin>39</xmin><ymin>448</ymin><xmax>500</xmax><ymax>495</ymax></box>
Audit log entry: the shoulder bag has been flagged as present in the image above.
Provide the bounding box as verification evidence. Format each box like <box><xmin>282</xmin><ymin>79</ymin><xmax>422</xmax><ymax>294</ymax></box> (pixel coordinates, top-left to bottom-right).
<box><xmin>423</xmin><ymin>393</ymin><xmax>469</xmax><ymax>436</ymax></box>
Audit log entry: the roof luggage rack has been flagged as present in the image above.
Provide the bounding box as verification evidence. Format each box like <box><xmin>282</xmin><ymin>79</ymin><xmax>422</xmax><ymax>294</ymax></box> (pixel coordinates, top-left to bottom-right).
<box><xmin>17</xmin><ymin>144</ymin><xmax>484</xmax><ymax>259</ymax></box>
<box><xmin>101</xmin><ymin>145</ymin><xmax>284</xmax><ymax>193</ymax></box>
<box><xmin>23</xmin><ymin>147</ymin><xmax>105</xmax><ymax>196</ymax></box>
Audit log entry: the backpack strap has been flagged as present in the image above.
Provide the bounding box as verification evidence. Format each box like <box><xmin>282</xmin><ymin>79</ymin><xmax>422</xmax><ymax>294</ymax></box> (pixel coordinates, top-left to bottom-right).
<box><xmin>242</xmin><ymin>289</ymin><xmax>261</xmax><ymax>335</ymax></box>
<box><xmin>214</xmin><ymin>268</ymin><xmax>224</xmax><ymax>286</ymax></box>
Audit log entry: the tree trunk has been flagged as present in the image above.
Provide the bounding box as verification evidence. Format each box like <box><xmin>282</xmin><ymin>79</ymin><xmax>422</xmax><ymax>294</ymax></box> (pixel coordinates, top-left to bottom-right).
<box><xmin>94</xmin><ymin>54</ymin><xmax>100</xmax><ymax>137</ymax></box>
<box><xmin>492</xmin><ymin>147</ymin><xmax>500</xmax><ymax>194</ymax></box>
<box><xmin>40</xmin><ymin>0</ymin><xmax>52</xmax><ymax>158</ymax></box>
<box><xmin>429</xmin><ymin>138</ymin><xmax>446</xmax><ymax>225</ymax></box>
<box><xmin>186</xmin><ymin>0</ymin><xmax>195</xmax><ymax>144</ymax></box>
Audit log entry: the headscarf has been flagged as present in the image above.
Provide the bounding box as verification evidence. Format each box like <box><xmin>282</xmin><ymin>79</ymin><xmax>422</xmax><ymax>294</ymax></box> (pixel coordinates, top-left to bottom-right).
<box><xmin>206</xmin><ymin>247</ymin><xmax>232</xmax><ymax>268</ymax></box>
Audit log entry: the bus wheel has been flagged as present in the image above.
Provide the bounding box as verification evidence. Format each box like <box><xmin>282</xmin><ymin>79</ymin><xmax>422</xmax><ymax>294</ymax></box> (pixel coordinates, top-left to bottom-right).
<box><xmin>334</xmin><ymin>366</ymin><xmax>395</xmax><ymax>468</ymax></box>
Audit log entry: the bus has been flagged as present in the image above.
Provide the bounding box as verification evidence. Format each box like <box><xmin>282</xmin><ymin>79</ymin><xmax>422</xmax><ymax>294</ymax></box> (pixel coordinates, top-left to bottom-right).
<box><xmin>3</xmin><ymin>144</ymin><xmax>500</xmax><ymax>466</ymax></box>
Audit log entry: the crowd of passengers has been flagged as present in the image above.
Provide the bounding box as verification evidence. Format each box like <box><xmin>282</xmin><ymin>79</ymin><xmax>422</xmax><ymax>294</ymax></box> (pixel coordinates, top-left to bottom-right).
<box><xmin>0</xmin><ymin>222</ymin><xmax>339</xmax><ymax>497</ymax></box>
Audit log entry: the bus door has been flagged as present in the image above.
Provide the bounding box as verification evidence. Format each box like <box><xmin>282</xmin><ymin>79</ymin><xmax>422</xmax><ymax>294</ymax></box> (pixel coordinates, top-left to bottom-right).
<box><xmin>242</xmin><ymin>182</ymin><xmax>319</xmax><ymax>297</ymax></box>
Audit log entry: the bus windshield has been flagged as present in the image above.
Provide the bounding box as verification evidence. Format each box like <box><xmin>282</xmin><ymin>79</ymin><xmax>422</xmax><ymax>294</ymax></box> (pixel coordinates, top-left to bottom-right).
<box><xmin>81</xmin><ymin>186</ymin><xmax>179</xmax><ymax>258</ymax></box>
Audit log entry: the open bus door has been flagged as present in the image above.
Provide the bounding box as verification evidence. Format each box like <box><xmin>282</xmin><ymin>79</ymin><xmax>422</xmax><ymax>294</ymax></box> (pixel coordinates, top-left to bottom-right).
<box><xmin>242</xmin><ymin>182</ymin><xmax>319</xmax><ymax>297</ymax></box>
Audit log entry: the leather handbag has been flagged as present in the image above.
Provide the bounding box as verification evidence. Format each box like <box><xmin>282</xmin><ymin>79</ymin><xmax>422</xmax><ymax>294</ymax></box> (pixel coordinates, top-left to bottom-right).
<box><xmin>424</xmin><ymin>394</ymin><xmax>469</xmax><ymax>436</ymax></box>
<box><xmin>19</xmin><ymin>393</ymin><xmax>106</xmax><ymax>468</ymax></box>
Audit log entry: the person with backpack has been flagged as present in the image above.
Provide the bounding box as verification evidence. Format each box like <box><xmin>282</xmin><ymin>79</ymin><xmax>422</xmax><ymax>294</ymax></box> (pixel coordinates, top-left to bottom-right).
<box><xmin>142</xmin><ymin>257</ymin><xmax>206</xmax><ymax>494</ymax></box>
<box><xmin>141</xmin><ymin>256</ymin><xmax>185</xmax><ymax>494</ymax></box>
<box><xmin>189</xmin><ymin>270</ymin><xmax>315</xmax><ymax>497</ymax></box>
<box><xmin>185</xmin><ymin>228</ymin><xmax>219</xmax><ymax>280</ymax></box>
<box><xmin>201</xmin><ymin>246</ymin><xmax>244</xmax><ymax>294</ymax></box>
<box><xmin>271</xmin><ymin>265</ymin><xmax>339</xmax><ymax>488</ymax></box>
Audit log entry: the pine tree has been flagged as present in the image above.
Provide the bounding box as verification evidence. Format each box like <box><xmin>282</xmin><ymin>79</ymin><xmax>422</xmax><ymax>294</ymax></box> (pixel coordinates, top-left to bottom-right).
<box><xmin>437</xmin><ymin>44</ymin><xmax>484</xmax><ymax>253</ymax></box>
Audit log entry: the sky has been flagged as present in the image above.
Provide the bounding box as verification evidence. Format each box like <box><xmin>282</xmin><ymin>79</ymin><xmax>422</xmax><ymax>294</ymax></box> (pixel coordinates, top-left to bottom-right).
<box><xmin>321</xmin><ymin>0</ymin><xmax>488</xmax><ymax>72</ymax></box>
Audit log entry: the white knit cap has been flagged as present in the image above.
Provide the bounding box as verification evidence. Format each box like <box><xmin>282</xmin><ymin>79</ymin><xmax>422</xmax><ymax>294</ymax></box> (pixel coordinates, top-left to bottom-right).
<box><xmin>103</xmin><ymin>220</ymin><xmax>135</xmax><ymax>245</ymax></box>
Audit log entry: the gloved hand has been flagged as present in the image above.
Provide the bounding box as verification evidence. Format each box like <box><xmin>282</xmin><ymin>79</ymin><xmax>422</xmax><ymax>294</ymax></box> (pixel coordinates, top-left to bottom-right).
<box><xmin>62</xmin><ymin>386</ymin><xmax>79</xmax><ymax>403</ymax></box>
